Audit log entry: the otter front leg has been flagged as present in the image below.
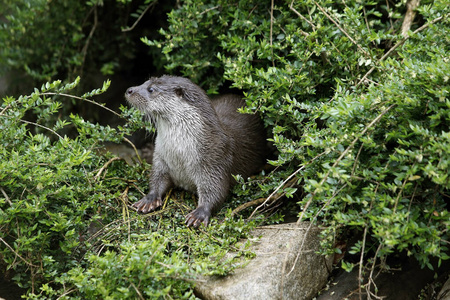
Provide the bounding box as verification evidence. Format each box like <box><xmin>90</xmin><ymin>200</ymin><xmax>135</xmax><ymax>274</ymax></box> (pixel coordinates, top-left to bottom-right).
<box><xmin>132</xmin><ymin>191</ymin><xmax>163</xmax><ymax>213</ymax></box>
<box><xmin>185</xmin><ymin>205</ymin><xmax>212</xmax><ymax>228</ymax></box>
<box><xmin>133</xmin><ymin>155</ymin><xmax>173</xmax><ymax>214</ymax></box>
<box><xmin>185</xmin><ymin>179</ymin><xmax>229</xmax><ymax>227</ymax></box>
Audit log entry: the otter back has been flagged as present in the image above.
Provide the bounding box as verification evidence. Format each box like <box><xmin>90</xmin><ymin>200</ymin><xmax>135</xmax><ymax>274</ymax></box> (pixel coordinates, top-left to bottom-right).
<box><xmin>212</xmin><ymin>95</ymin><xmax>267</xmax><ymax>178</ymax></box>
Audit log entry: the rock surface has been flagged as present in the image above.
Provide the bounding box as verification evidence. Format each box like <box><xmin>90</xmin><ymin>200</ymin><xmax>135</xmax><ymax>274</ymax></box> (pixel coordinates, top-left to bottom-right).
<box><xmin>194</xmin><ymin>222</ymin><xmax>333</xmax><ymax>300</ymax></box>
<box><xmin>438</xmin><ymin>276</ymin><xmax>450</xmax><ymax>300</ymax></box>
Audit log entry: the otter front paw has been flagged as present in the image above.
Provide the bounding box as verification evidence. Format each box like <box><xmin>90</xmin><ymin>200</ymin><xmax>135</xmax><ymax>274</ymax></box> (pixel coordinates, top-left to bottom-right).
<box><xmin>185</xmin><ymin>206</ymin><xmax>211</xmax><ymax>228</ymax></box>
<box><xmin>132</xmin><ymin>193</ymin><xmax>162</xmax><ymax>214</ymax></box>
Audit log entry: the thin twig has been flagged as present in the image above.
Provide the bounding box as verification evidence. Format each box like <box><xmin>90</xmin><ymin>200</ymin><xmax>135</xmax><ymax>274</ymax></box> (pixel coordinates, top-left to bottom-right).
<box><xmin>351</xmin><ymin>144</ymin><xmax>364</xmax><ymax>177</ymax></box>
<box><xmin>0</xmin><ymin>187</ymin><xmax>12</xmax><ymax>205</ymax></box>
<box><xmin>358</xmin><ymin>226</ymin><xmax>369</xmax><ymax>299</ymax></box>
<box><xmin>94</xmin><ymin>157</ymin><xmax>122</xmax><ymax>181</ymax></box>
<box><xmin>289</xmin><ymin>1</ymin><xmax>316</xmax><ymax>29</ymax></box>
<box><xmin>357</xmin><ymin>183</ymin><xmax>378</xmax><ymax>299</ymax></box>
<box><xmin>285</xmin><ymin>183</ymin><xmax>347</xmax><ymax>277</ymax></box>
<box><xmin>366</xmin><ymin>244</ymin><xmax>383</xmax><ymax>299</ymax></box>
<box><xmin>362</xmin><ymin>6</ymin><xmax>375</xmax><ymax>47</ymax></box>
<box><xmin>280</xmin><ymin>183</ymin><xmax>347</xmax><ymax>298</ymax></box>
<box><xmin>199</xmin><ymin>5</ymin><xmax>220</xmax><ymax>16</ymax></box>
<box><xmin>0</xmin><ymin>104</ymin><xmax>11</xmax><ymax>116</ymax></box>
<box><xmin>122</xmin><ymin>1</ymin><xmax>158</xmax><ymax>32</ymax></box>
<box><xmin>116</xmin><ymin>186</ymin><xmax>132</xmax><ymax>243</ymax></box>
<box><xmin>296</xmin><ymin>104</ymin><xmax>396</xmax><ymax>226</ymax></box>
<box><xmin>356</xmin><ymin>14</ymin><xmax>446</xmax><ymax>87</ymax></box>
<box><xmin>249</xmin><ymin>151</ymin><xmax>327</xmax><ymax>220</ymax></box>
<box><xmin>19</xmin><ymin>119</ymin><xmax>65</xmax><ymax>141</ymax></box>
<box><xmin>386</xmin><ymin>0</ymin><xmax>394</xmax><ymax>31</ymax></box>
<box><xmin>249</xmin><ymin>170</ymin><xmax>300</xmax><ymax>219</ymax></box>
<box><xmin>56</xmin><ymin>288</ymin><xmax>76</xmax><ymax>300</ymax></box>
<box><xmin>42</xmin><ymin>92</ymin><xmax>123</xmax><ymax>118</ymax></box>
<box><xmin>123</xmin><ymin>137</ymin><xmax>143</xmax><ymax>165</ymax></box>
<box><xmin>313</xmin><ymin>0</ymin><xmax>370</xmax><ymax>58</ymax></box>
<box><xmin>270</xmin><ymin>0</ymin><xmax>275</xmax><ymax>67</ymax></box>
<box><xmin>232</xmin><ymin>176</ymin><xmax>296</xmax><ymax>217</ymax></box>
<box><xmin>79</xmin><ymin>6</ymin><xmax>98</xmax><ymax>79</ymax></box>
<box><xmin>0</xmin><ymin>237</ymin><xmax>39</xmax><ymax>268</ymax></box>
<box><xmin>129</xmin><ymin>282</ymin><xmax>145</xmax><ymax>300</ymax></box>
<box><xmin>231</xmin><ymin>197</ymin><xmax>266</xmax><ymax>216</ymax></box>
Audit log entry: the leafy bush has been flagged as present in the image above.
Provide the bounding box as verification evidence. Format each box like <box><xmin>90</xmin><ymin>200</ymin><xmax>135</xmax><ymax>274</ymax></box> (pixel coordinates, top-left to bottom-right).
<box><xmin>147</xmin><ymin>0</ymin><xmax>449</xmax><ymax>282</ymax></box>
<box><xmin>1</xmin><ymin>0</ymin><xmax>449</xmax><ymax>298</ymax></box>
<box><xmin>0</xmin><ymin>78</ymin><xmax>131</xmax><ymax>290</ymax></box>
<box><xmin>0</xmin><ymin>0</ymin><xmax>169</xmax><ymax>91</ymax></box>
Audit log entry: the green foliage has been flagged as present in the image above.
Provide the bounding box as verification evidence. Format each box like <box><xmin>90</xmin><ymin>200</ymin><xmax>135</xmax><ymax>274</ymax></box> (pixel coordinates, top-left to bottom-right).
<box><xmin>0</xmin><ymin>78</ymin><xmax>133</xmax><ymax>290</ymax></box>
<box><xmin>0</xmin><ymin>1</ymin><xmax>87</xmax><ymax>80</ymax></box>
<box><xmin>148</xmin><ymin>0</ymin><xmax>449</xmax><ymax>275</ymax></box>
<box><xmin>56</xmin><ymin>216</ymin><xmax>256</xmax><ymax>300</ymax></box>
<box><xmin>1</xmin><ymin>0</ymin><xmax>449</xmax><ymax>298</ymax></box>
<box><xmin>0</xmin><ymin>0</ymin><xmax>161</xmax><ymax>86</ymax></box>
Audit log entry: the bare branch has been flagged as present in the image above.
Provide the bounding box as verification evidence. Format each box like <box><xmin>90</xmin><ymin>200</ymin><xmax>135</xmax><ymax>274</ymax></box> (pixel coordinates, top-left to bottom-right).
<box><xmin>19</xmin><ymin>119</ymin><xmax>65</xmax><ymax>141</ymax></box>
<box><xmin>270</xmin><ymin>0</ymin><xmax>275</xmax><ymax>67</ymax></box>
<box><xmin>123</xmin><ymin>137</ymin><xmax>143</xmax><ymax>165</ymax></box>
<box><xmin>78</xmin><ymin>6</ymin><xmax>98</xmax><ymax>79</ymax></box>
<box><xmin>357</xmin><ymin>14</ymin><xmax>446</xmax><ymax>88</ymax></box>
<box><xmin>401</xmin><ymin>0</ymin><xmax>421</xmax><ymax>37</ymax></box>
<box><xmin>289</xmin><ymin>1</ymin><xmax>316</xmax><ymax>30</ymax></box>
<box><xmin>296</xmin><ymin>104</ymin><xmax>396</xmax><ymax>225</ymax></box>
<box><xmin>42</xmin><ymin>92</ymin><xmax>123</xmax><ymax>118</ymax></box>
<box><xmin>0</xmin><ymin>237</ymin><xmax>39</xmax><ymax>268</ymax></box>
<box><xmin>199</xmin><ymin>5</ymin><xmax>220</xmax><ymax>16</ymax></box>
<box><xmin>0</xmin><ymin>104</ymin><xmax>11</xmax><ymax>116</ymax></box>
<box><xmin>0</xmin><ymin>188</ymin><xmax>12</xmax><ymax>205</ymax></box>
<box><xmin>313</xmin><ymin>0</ymin><xmax>371</xmax><ymax>58</ymax></box>
<box><xmin>122</xmin><ymin>1</ymin><xmax>158</xmax><ymax>32</ymax></box>
<box><xmin>248</xmin><ymin>151</ymin><xmax>327</xmax><ymax>220</ymax></box>
<box><xmin>94</xmin><ymin>157</ymin><xmax>122</xmax><ymax>181</ymax></box>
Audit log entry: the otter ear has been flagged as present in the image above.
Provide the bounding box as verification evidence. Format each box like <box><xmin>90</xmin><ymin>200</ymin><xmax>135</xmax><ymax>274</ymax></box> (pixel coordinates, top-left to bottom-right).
<box><xmin>175</xmin><ymin>86</ymin><xmax>195</xmax><ymax>102</ymax></box>
<box><xmin>175</xmin><ymin>86</ymin><xmax>184</xmax><ymax>98</ymax></box>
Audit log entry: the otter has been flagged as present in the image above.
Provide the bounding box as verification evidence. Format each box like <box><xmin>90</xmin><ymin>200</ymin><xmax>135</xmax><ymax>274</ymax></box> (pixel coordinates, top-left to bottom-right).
<box><xmin>125</xmin><ymin>75</ymin><xmax>267</xmax><ymax>227</ymax></box>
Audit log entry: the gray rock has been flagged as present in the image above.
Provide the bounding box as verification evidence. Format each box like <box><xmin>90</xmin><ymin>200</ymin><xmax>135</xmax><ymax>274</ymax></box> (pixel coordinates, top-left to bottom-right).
<box><xmin>195</xmin><ymin>222</ymin><xmax>333</xmax><ymax>300</ymax></box>
<box><xmin>102</xmin><ymin>143</ymin><xmax>143</xmax><ymax>165</ymax></box>
<box><xmin>438</xmin><ymin>276</ymin><xmax>450</xmax><ymax>300</ymax></box>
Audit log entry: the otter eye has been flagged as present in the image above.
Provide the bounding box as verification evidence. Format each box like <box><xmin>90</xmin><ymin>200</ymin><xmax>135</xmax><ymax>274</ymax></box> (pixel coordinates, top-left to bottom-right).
<box><xmin>148</xmin><ymin>87</ymin><xmax>154</xmax><ymax>93</ymax></box>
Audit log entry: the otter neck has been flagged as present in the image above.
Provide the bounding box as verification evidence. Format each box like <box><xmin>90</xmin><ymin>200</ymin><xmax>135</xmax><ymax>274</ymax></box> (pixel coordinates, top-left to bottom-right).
<box><xmin>154</xmin><ymin>115</ymin><xmax>205</xmax><ymax>141</ymax></box>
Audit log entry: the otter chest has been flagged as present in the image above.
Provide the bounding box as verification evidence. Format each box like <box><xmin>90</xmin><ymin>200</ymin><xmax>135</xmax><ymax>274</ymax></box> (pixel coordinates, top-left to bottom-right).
<box><xmin>155</xmin><ymin>121</ymin><xmax>202</xmax><ymax>192</ymax></box>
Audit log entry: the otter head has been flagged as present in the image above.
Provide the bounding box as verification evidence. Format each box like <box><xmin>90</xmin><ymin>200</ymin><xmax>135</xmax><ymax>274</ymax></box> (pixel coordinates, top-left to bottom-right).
<box><xmin>125</xmin><ymin>75</ymin><xmax>213</xmax><ymax>124</ymax></box>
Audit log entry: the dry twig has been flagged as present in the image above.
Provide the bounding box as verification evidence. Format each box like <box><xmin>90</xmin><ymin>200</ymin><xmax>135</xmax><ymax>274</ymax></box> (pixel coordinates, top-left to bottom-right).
<box><xmin>0</xmin><ymin>237</ymin><xmax>38</xmax><ymax>268</ymax></box>
<box><xmin>313</xmin><ymin>0</ymin><xmax>371</xmax><ymax>58</ymax></box>
<box><xmin>123</xmin><ymin>137</ymin><xmax>144</xmax><ymax>165</ymax></box>
<box><xmin>122</xmin><ymin>1</ymin><xmax>158</xmax><ymax>32</ymax></box>
<box><xmin>94</xmin><ymin>157</ymin><xmax>122</xmax><ymax>181</ymax></box>
<box><xmin>42</xmin><ymin>92</ymin><xmax>123</xmax><ymax>118</ymax></box>
<box><xmin>1</xmin><ymin>187</ymin><xmax>12</xmax><ymax>205</ymax></box>
<box><xmin>357</xmin><ymin>14</ymin><xmax>446</xmax><ymax>88</ymax></box>
<box><xmin>401</xmin><ymin>0</ymin><xmax>421</xmax><ymax>37</ymax></box>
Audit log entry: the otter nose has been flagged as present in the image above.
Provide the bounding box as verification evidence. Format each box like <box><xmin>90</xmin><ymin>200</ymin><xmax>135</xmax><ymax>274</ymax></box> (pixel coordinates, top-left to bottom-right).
<box><xmin>126</xmin><ymin>88</ymin><xmax>134</xmax><ymax>95</ymax></box>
